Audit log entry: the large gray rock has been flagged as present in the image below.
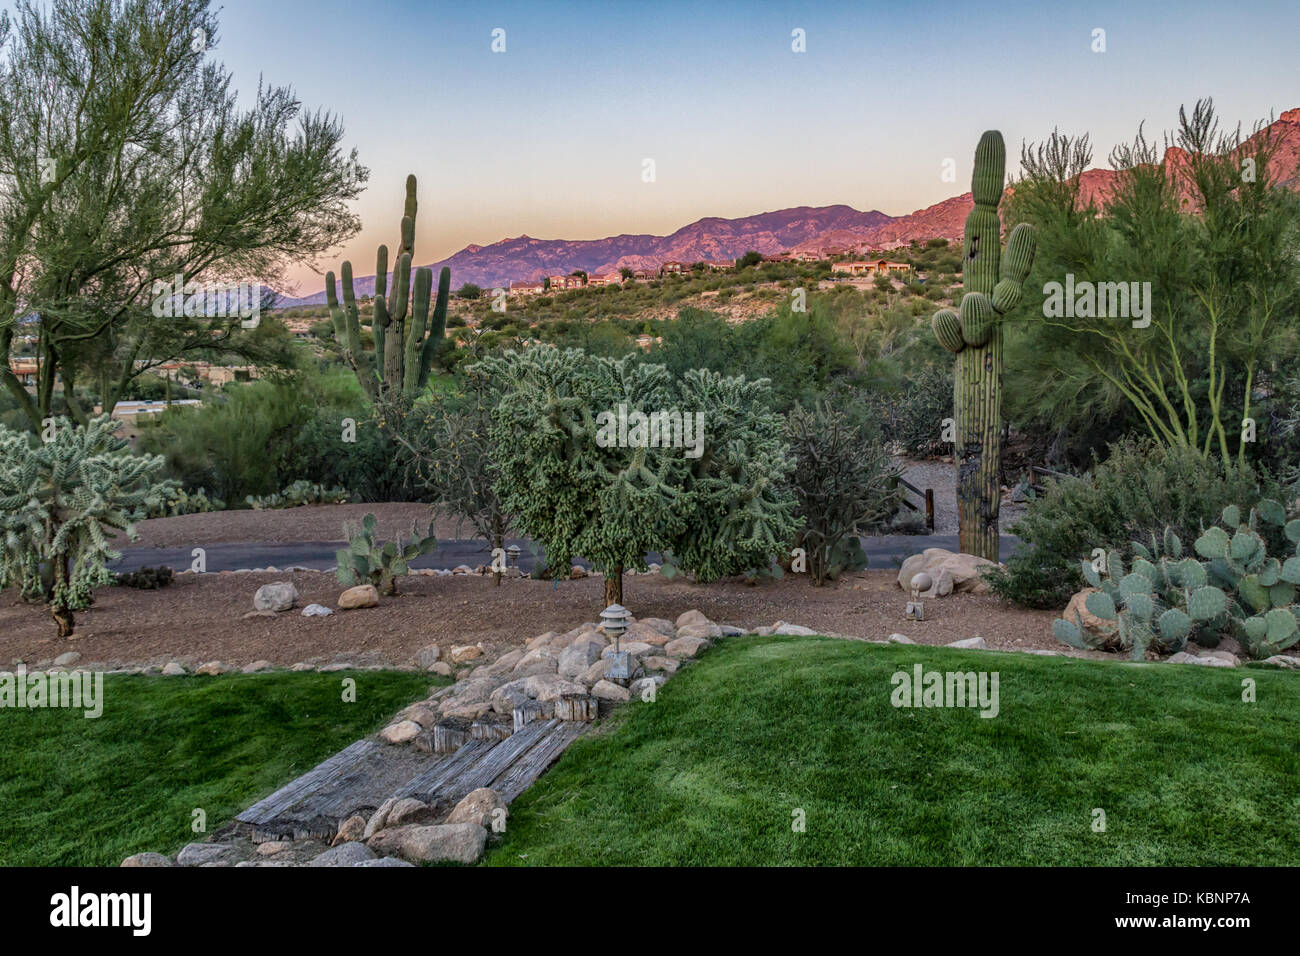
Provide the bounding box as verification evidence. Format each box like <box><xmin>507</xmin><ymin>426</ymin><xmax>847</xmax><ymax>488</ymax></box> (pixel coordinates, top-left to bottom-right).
<box><xmin>120</xmin><ymin>852</ymin><xmax>174</xmax><ymax>867</ymax></box>
<box><xmin>676</xmin><ymin>623</ymin><xmax>723</xmax><ymax>640</ymax></box>
<box><xmin>897</xmin><ymin>549</ymin><xmax>998</xmax><ymax>596</ymax></box>
<box><xmin>177</xmin><ymin>842</ymin><xmax>234</xmax><ymax>867</ymax></box>
<box><xmin>522</xmin><ymin>674</ymin><xmax>587</xmax><ymax>702</ymax></box>
<box><xmin>367</xmin><ymin>823</ymin><xmax>487</xmax><ymax>864</ymax></box>
<box><xmin>591</xmin><ymin>679</ymin><xmax>630</xmax><ymax>702</ymax></box>
<box><xmin>253</xmin><ymin>581</ymin><xmax>299</xmax><ymax>612</ymax></box>
<box><xmin>414</xmin><ymin>645</ymin><xmax>442</xmax><ymax>670</ymax></box>
<box><xmin>354</xmin><ymin>856</ymin><xmax>415</xmax><ymax>867</ymax></box>
<box><xmin>675</xmin><ymin>609</ymin><xmax>711</xmax><ymax>630</ymax></box>
<box><xmin>558</xmin><ymin>640</ymin><xmax>604</xmax><ymax>679</ymax></box>
<box><xmin>664</xmin><ymin>636</ymin><xmax>710</xmax><ymax>658</ymax></box>
<box><xmin>490</xmin><ymin>679</ymin><xmax>532</xmax><ymax>715</ymax></box>
<box><xmin>309</xmin><ymin>841</ymin><xmax>377</xmax><ymax>866</ymax></box>
<box><xmin>946</xmin><ymin>636</ymin><xmax>987</xmax><ymax>650</ymax></box>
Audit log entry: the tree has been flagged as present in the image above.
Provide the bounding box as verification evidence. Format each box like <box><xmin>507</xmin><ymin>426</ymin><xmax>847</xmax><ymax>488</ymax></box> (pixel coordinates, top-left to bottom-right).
<box><xmin>0</xmin><ymin>0</ymin><xmax>364</xmax><ymax>433</ymax></box>
<box><xmin>0</xmin><ymin>415</ymin><xmax>173</xmax><ymax>636</ymax></box>
<box><xmin>1007</xmin><ymin>100</ymin><xmax>1300</xmax><ymax>473</ymax></box>
<box><xmin>458</xmin><ymin>283</ymin><xmax>483</xmax><ymax>300</ymax></box>
<box><xmin>736</xmin><ymin>250</ymin><xmax>762</xmax><ymax>269</ymax></box>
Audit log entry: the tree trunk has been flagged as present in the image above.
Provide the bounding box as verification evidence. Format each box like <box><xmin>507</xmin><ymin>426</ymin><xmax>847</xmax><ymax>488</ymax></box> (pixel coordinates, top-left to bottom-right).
<box><xmin>51</xmin><ymin>604</ymin><xmax>74</xmax><ymax>638</ymax></box>
<box><xmin>604</xmin><ymin>564</ymin><xmax>623</xmax><ymax>606</ymax></box>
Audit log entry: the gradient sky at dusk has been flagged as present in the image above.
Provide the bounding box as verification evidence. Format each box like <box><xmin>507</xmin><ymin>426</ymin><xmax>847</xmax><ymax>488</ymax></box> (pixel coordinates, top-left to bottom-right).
<box><xmin>204</xmin><ymin>0</ymin><xmax>1300</xmax><ymax>293</ymax></box>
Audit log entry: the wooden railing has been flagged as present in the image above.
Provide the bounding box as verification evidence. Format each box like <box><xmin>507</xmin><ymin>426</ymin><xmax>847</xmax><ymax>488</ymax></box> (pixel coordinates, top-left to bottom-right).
<box><xmin>895</xmin><ymin>476</ymin><xmax>935</xmax><ymax>532</ymax></box>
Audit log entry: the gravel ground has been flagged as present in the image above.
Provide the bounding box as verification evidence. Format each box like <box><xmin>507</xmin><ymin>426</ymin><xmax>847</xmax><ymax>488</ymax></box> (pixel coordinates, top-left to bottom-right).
<box><xmin>900</xmin><ymin>457</ymin><xmax>1028</xmax><ymax>535</ymax></box>
<box><xmin>0</xmin><ymin>566</ymin><xmax>1091</xmax><ymax>673</ymax></box>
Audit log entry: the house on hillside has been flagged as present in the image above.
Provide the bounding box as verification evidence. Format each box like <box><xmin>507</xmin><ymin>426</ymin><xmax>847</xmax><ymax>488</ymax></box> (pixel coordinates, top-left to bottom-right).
<box><xmin>587</xmin><ymin>271</ymin><xmax>624</xmax><ymax>287</ymax></box>
<box><xmin>658</xmin><ymin>261</ymin><xmax>687</xmax><ymax>277</ymax></box>
<box><xmin>705</xmin><ymin>260</ymin><xmax>733</xmax><ymax>271</ymax></box>
<box><xmin>8</xmin><ymin>357</ymin><xmax>37</xmax><ymax>386</ymax></box>
<box><xmin>832</xmin><ymin>259</ymin><xmax>913</xmax><ymax>277</ymax></box>
<box><xmin>794</xmin><ymin>251</ymin><xmax>824</xmax><ymax>262</ymax></box>
<box><xmin>509</xmin><ymin>280</ymin><xmax>545</xmax><ymax>296</ymax></box>
<box><xmin>632</xmin><ymin>269</ymin><xmax>653</xmax><ymax>281</ymax></box>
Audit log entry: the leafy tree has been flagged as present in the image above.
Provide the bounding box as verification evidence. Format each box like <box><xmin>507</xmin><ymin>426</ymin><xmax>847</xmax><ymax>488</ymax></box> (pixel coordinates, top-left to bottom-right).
<box><xmin>736</xmin><ymin>250</ymin><xmax>762</xmax><ymax>269</ymax></box>
<box><xmin>458</xmin><ymin>283</ymin><xmax>483</xmax><ymax>300</ymax></box>
<box><xmin>0</xmin><ymin>0</ymin><xmax>364</xmax><ymax>432</ymax></box>
<box><xmin>1007</xmin><ymin>100</ymin><xmax>1300</xmax><ymax>472</ymax></box>
<box><xmin>0</xmin><ymin>415</ymin><xmax>173</xmax><ymax>636</ymax></box>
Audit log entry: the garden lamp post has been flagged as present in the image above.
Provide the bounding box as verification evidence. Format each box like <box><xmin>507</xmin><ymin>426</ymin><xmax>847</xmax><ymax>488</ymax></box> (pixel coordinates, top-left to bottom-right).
<box><xmin>907</xmin><ymin>572</ymin><xmax>931</xmax><ymax>622</ymax></box>
<box><xmin>601</xmin><ymin>603</ymin><xmax>633</xmax><ymax>682</ymax></box>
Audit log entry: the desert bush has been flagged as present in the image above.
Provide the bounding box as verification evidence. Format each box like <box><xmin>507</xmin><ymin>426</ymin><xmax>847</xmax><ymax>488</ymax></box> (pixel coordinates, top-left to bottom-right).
<box><xmin>987</xmin><ymin>437</ymin><xmax>1277</xmax><ymax>609</ymax></box>
<box><xmin>246</xmin><ymin>480</ymin><xmax>351</xmax><ymax>510</ymax></box>
<box><xmin>787</xmin><ymin>400</ymin><xmax>902</xmax><ymax>585</ymax></box>
<box><xmin>874</xmin><ymin>363</ymin><xmax>953</xmax><ymax>457</ymax></box>
<box><xmin>114</xmin><ymin>566</ymin><xmax>174</xmax><ymax>590</ymax></box>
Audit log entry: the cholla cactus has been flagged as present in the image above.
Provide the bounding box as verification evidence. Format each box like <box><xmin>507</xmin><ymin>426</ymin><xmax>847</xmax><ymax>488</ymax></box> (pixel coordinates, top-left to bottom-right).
<box><xmin>336</xmin><ymin>512</ymin><xmax>437</xmax><ymax>596</ymax></box>
<box><xmin>0</xmin><ymin>416</ymin><xmax>173</xmax><ymax>637</ymax></box>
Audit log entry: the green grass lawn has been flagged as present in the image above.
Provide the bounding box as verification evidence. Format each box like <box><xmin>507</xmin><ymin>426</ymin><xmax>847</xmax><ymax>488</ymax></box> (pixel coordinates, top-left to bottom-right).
<box><xmin>484</xmin><ymin>636</ymin><xmax>1300</xmax><ymax>866</ymax></box>
<box><xmin>0</xmin><ymin>670</ymin><xmax>435</xmax><ymax>866</ymax></box>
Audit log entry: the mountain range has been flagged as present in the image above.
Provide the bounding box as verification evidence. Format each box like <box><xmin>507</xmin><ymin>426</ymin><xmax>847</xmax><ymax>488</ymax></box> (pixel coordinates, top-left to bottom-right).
<box><xmin>277</xmin><ymin>108</ymin><xmax>1300</xmax><ymax>308</ymax></box>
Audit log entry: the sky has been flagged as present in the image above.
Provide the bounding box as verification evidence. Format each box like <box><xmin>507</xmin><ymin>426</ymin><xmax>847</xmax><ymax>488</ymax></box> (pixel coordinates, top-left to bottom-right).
<box><xmin>157</xmin><ymin>0</ymin><xmax>1300</xmax><ymax>291</ymax></box>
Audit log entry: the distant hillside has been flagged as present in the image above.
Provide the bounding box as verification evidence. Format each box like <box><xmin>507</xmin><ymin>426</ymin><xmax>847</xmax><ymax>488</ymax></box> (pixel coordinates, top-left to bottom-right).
<box><xmin>276</xmin><ymin>107</ymin><xmax>1300</xmax><ymax>307</ymax></box>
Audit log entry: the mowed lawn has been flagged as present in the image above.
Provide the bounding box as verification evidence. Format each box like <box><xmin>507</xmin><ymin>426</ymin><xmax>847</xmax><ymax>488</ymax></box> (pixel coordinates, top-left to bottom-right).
<box><xmin>0</xmin><ymin>670</ymin><xmax>434</xmax><ymax>866</ymax></box>
<box><xmin>484</xmin><ymin>636</ymin><xmax>1300</xmax><ymax>866</ymax></box>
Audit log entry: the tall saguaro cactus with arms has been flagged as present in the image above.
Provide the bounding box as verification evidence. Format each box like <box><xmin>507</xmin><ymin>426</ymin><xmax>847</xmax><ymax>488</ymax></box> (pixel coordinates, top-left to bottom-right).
<box><xmin>326</xmin><ymin>175</ymin><xmax>451</xmax><ymax>401</ymax></box>
<box><xmin>931</xmin><ymin>131</ymin><xmax>1037</xmax><ymax>561</ymax></box>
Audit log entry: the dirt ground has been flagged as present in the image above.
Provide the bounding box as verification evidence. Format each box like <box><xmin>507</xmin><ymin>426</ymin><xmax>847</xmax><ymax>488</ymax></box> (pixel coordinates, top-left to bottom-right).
<box><xmin>0</xmin><ymin>565</ymin><xmax>1083</xmax><ymax>672</ymax></box>
<box><xmin>121</xmin><ymin>503</ymin><xmax>464</xmax><ymax>549</ymax></box>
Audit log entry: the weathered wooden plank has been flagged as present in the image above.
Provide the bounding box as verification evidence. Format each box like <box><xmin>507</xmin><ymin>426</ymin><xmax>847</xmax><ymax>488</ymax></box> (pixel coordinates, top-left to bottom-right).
<box><xmin>554</xmin><ymin>693</ymin><xmax>597</xmax><ymax>721</ymax></box>
<box><xmin>391</xmin><ymin>738</ymin><xmax>494</xmax><ymax>801</ymax></box>
<box><xmin>513</xmin><ymin>700</ymin><xmax>550</xmax><ymax>732</ymax></box>
<box><xmin>433</xmin><ymin>717</ymin><xmax>473</xmax><ymax>754</ymax></box>
<box><xmin>472</xmin><ymin>715</ymin><xmax>514</xmax><ymax>740</ymax></box>
<box><xmin>493</xmin><ymin>721</ymin><xmax>588</xmax><ymax>803</ymax></box>
<box><xmin>443</xmin><ymin>719</ymin><xmax>556</xmax><ymax>802</ymax></box>
<box><xmin>237</xmin><ymin>739</ymin><xmax>378</xmax><ymax>825</ymax></box>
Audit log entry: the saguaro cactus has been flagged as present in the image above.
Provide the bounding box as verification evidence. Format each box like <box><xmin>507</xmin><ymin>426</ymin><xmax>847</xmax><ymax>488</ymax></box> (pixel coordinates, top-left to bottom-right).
<box><xmin>326</xmin><ymin>175</ymin><xmax>451</xmax><ymax>401</ymax></box>
<box><xmin>931</xmin><ymin>131</ymin><xmax>1037</xmax><ymax>561</ymax></box>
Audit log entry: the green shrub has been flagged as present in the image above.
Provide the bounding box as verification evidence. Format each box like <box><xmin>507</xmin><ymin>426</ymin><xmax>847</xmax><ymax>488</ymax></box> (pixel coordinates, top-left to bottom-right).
<box><xmin>787</xmin><ymin>399</ymin><xmax>902</xmax><ymax>585</ymax></box>
<box><xmin>988</xmin><ymin>438</ymin><xmax>1276</xmax><ymax>609</ymax></box>
<box><xmin>114</xmin><ymin>566</ymin><xmax>174</xmax><ymax>590</ymax></box>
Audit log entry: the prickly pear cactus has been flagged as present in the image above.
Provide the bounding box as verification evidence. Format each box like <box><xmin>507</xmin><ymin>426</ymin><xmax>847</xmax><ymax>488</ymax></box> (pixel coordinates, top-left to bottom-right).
<box><xmin>1055</xmin><ymin>498</ymin><xmax>1300</xmax><ymax>659</ymax></box>
<box><xmin>326</xmin><ymin>175</ymin><xmax>451</xmax><ymax>402</ymax></box>
<box><xmin>932</xmin><ymin>131</ymin><xmax>1037</xmax><ymax>561</ymax></box>
<box><xmin>336</xmin><ymin>512</ymin><xmax>438</xmax><ymax>596</ymax></box>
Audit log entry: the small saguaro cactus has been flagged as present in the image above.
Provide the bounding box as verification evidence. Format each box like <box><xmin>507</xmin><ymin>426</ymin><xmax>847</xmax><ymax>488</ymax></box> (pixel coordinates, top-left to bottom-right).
<box><xmin>326</xmin><ymin>175</ymin><xmax>451</xmax><ymax>401</ymax></box>
<box><xmin>931</xmin><ymin>131</ymin><xmax>1037</xmax><ymax>561</ymax></box>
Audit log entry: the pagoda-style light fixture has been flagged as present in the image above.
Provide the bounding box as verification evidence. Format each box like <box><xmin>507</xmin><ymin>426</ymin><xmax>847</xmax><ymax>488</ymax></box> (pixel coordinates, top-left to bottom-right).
<box><xmin>506</xmin><ymin>544</ymin><xmax>521</xmax><ymax>569</ymax></box>
<box><xmin>907</xmin><ymin>572</ymin><xmax>931</xmax><ymax>622</ymax></box>
<box><xmin>600</xmin><ymin>603</ymin><xmax>633</xmax><ymax>682</ymax></box>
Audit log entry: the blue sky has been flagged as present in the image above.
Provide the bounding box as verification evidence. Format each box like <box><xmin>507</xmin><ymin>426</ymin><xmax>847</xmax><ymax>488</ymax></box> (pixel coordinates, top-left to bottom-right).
<box><xmin>24</xmin><ymin>0</ymin><xmax>1300</xmax><ymax>290</ymax></box>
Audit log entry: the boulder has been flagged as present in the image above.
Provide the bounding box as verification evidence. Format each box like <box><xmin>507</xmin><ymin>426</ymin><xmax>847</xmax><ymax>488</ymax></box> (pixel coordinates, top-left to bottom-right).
<box><xmin>629</xmin><ymin>675</ymin><xmax>666</xmax><ymax>700</ymax></box>
<box><xmin>490</xmin><ymin>679</ymin><xmax>532</xmax><ymax>715</ymax></box>
<box><xmin>522</xmin><ymin>675</ymin><xmax>587</xmax><ymax>702</ymax></box>
<box><xmin>887</xmin><ymin>633</ymin><xmax>915</xmax><ymax>644</ymax></box>
<box><xmin>450</xmin><ymin>644</ymin><xmax>484</xmax><ymax>664</ymax></box>
<box><xmin>1167</xmin><ymin>651</ymin><xmax>1235</xmax><ymax>667</ymax></box>
<box><xmin>675</xmin><ymin>609</ymin><xmax>712</xmax><ymax>630</ymax></box>
<box><xmin>387</xmin><ymin>797</ymin><xmax>436</xmax><ymax>827</ymax></box>
<box><xmin>1262</xmin><ymin>655</ymin><xmax>1300</xmax><ymax>670</ymax></box>
<box><xmin>161</xmin><ymin>662</ymin><xmax>187</xmax><ymax>676</ymax></box>
<box><xmin>176</xmin><ymin>843</ymin><xmax>233</xmax><ymax>867</ymax></box>
<box><xmin>332</xmin><ymin>815</ymin><xmax>367</xmax><ymax>846</ymax></box>
<box><xmin>242</xmin><ymin>660</ymin><xmax>273</xmax><ymax>673</ymax></box>
<box><xmin>1062</xmin><ymin>588</ymin><xmax>1119</xmax><ymax>642</ymax></box>
<box><xmin>641</xmin><ymin>656</ymin><xmax>680</xmax><ymax>674</ymax></box>
<box><xmin>897</xmin><ymin>549</ymin><xmax>998</xmax><ymax>596</ymax></box>
<box><xmin>771</xmin><ymin>622</ymin><xmax>816</xmax><ymax>636</ymax></box>
<box><xmin>379</xmin><ymin>720</ymin><xmax>421</xmax><ymax>744</ymax></box>
<box><xmin>676</xmin><ymin>623</ymin><xmax>723</xmax><ymax>640</ymax></box>
<box><xmin>308</xmin><ymin>842</ymin><xmax>377</xmax><ymax>867</ymax></box>
<box><xmin>253</xmin><ymin>581</ymin><xmax>299</xmax><ymax>612</ymax></box>
<box><xmin>582</xmin><ymin>658</ymin><xmax>612</xmax><ymax>684</ymax></box>
<box><xmin>591</xmin><ymin>679</ymin><xmax>630</xmax><ymax>702</ymax></box>
<box><xmin>53</xmin><ymin>651</ymin><xmax>81</xmax><ymax>667</ymax></box>
<box><xmin>664</xmin><ymin>635</ymin><xmax>710</xmax><ymax>658</ymax></box>
<box><xmin>120</xmin><ymin>852</ymin><xmax>174</xmax><ymax>867</ymax></box>
<box><xmin>255</xmin><ymin>841</ymin><xmax>289</xmax><ymax>856</ymax></box>
<box><xmin>946</xmin><ymin>636</ymin><xmax>987</xmax><ymax>650</ymax></box>
<box><xmin>558</xmin><ymin>640</ymin><xmax>604</xmax><ymax>679</ymax></box>
<box><xmin>195</xmin><ymin>661</ymin><xmax>226</xmax><ymax>676</ymax></box>
<box><xmin>600</xmin><ymin>641</ymin><xmax>653</xmax><ymax>659</ymax></box>
<box><xmin>431</xmin><ymin>662</ymin><xmax>453</xmax><ymax>677</ymax></box>
<box><xmin>354</xmin><ymin>857</ymin><xmax>415</xmax><ymax>867</ymax></box>
<box><xmin>445</xmin><ymin>787</ymin><xmax>507</xmax><ymax>828</ymax></box>
<box><xmin>338</xmin><ymin>585</ymin><xmax>380</xmax><ymax>610</ymax></box>
<box><xmin>364</xmin><ymin>798</ymin><xmax>397</xmax><ymax>839</ymax></box>
<box><xmin>302</xmin><ymin>604</ymin><xmax>333</xmax><ymax>617</ymax></box>
<box><xmin>638</xmin><ymin>617</ymin><xmax>676</xmax><ymax>637</ymax></box>
<box><xmin>367</xmin><ymin>823</ymin><xmax>487</xmax><ymax>865</ymax></box>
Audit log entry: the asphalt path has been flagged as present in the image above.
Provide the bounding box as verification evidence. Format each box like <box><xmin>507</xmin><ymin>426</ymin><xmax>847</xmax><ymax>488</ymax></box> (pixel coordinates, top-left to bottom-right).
<box><xmin>111</xmin><ymin>534</ymin><xmax>1021</xmax><ymax>573</ymax></box>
